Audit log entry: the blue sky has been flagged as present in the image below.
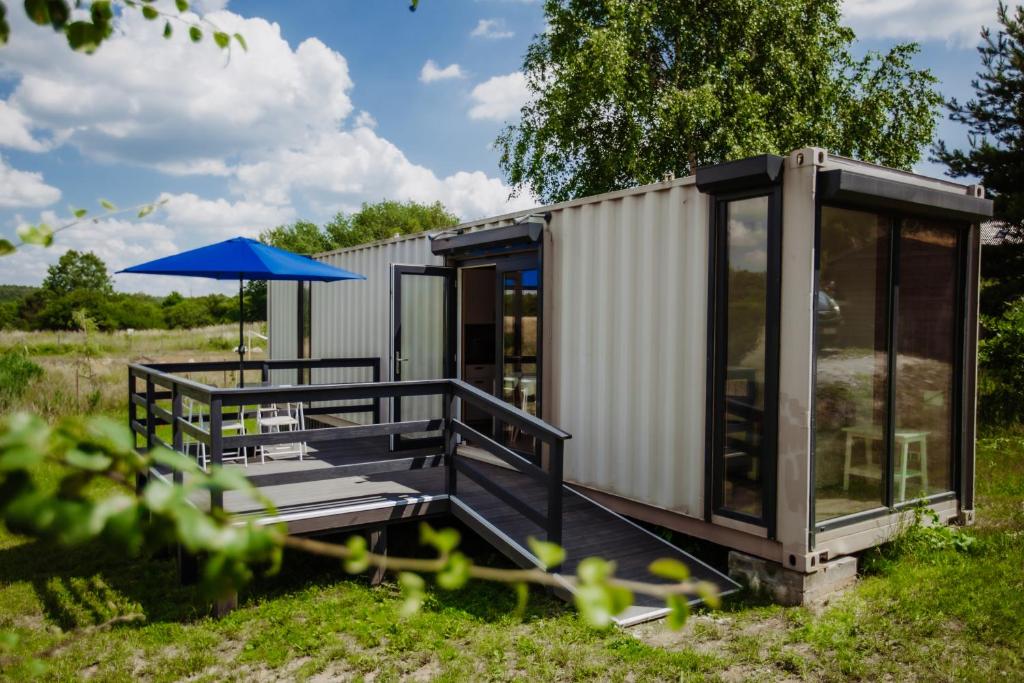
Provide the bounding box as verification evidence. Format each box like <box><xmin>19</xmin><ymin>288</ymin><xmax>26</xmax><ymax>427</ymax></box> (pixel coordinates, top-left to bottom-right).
<box><xmin>0</xmin><ymin>0</ymin><xmax>1004</xmax><ymax>295</ymax></box>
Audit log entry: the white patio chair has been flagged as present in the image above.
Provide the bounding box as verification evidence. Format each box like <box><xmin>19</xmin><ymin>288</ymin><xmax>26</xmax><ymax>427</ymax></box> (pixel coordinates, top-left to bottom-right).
<box><xmin>186</xmin><ymin>398</ymin><xmax>248</xmax><ymax>469</ymax></box>
<box><xmin>256</xmin><ymin>402</ymin><xmax>307</xmax><ymax>463</ymax></box>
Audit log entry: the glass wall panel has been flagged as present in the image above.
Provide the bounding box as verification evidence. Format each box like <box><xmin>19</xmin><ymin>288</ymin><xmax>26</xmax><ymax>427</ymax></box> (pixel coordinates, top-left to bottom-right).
<box><xmin>893</xmin><ymin>220</ymin><xmax>958</xmax><ymax>501</ymax></box>
<box><xmin>814</xmin><ymin>207</ymin><xmax>891</xmax><ymax>522</ymax></box>
<box><xmin>500</xmin><ymin>268</ymin><xmax>539</xmax><ymax>450</ymax></box>
<box><xmin>719</xmin><ymin>196</ymin><xmax>769</xmax><ymax>517</ymax></box>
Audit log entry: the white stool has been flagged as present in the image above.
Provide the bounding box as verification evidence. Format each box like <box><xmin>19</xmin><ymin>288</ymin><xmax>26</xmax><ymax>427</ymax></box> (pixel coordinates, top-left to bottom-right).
<box><xmin>843</xmin><ymin>425</ymin><xmax>929</xmax><ymax>502</ymax></box>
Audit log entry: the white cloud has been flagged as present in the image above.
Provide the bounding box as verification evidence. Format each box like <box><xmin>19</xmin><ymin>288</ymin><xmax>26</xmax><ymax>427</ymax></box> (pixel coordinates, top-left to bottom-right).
<box><xmin>842</xmin><ymin>0</ymin><xmax>998</xmax><ymax>46</ymax></box>
<box><xmin>0</xmin><ymin>156</ymin><xmax>61</xmax><ymax>208</ymax></box>
<box><xmin>471</xmin><ymin>18</ymin><xmax>514</xmax><ymax>39</ymax></box>
<box><xmin>1</xmin><ymin>8</ymin><xmax>354</xmax><ymax>171</ymax></box>
<box><xmin>0</xmin><ymin>100</ymin><xmax>58</xmax><ymax>152</ymax></box>
<box><xmin>0</xmin><ymin>5</ymin><xmax>533</xmax><ymax>281</ymax></box>
<box><xmin>233</xmin><ymin>128</ymin><xmax>536</xmax><ymax>221</ymax></box>
<box><xmin>419</xmin><ymin>59</ymin><xmax>466</xmax><ymax>83</ymax></box>
<box><xmin>5</xmin><ymin>193</ymin><xmax>294</xmax><ymax>294</ymax></box>
<box><xmin>354</xmin><ymin>111</ymin><xmax>377</xmax><ymax>129</ymax></box>
<box><xmin>468</xmin><ymin>72</ymin><xmax>529</xmax><ymax>121</ymax></box>
<box><xmin>157</xmin><ymin>192</ymin><xmax>296</xmax><ymax>241</ymax></box>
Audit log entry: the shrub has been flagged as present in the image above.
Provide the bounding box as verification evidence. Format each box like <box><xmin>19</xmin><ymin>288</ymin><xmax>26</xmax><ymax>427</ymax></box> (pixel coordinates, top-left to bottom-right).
<box><xmin>0</xmin><ymin>349</ymin><xmax>44</xmax><ymax>405</ymax></box>
<box><xmin>979</xmin><ymin>296</ymin><xmax>1024</xmax><ymax>425</ymax></box>
<box><xmin>164</xmin><ymin>299</ymin><xmax>215</xmax><ymax>329</ymax></box>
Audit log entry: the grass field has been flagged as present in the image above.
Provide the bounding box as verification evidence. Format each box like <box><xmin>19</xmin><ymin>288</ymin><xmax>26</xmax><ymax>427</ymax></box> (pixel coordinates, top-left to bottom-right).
<box><xmin>0</xmin><ymin>329</ymin><xmax>1022</xmax><ymax>681</ymax></box>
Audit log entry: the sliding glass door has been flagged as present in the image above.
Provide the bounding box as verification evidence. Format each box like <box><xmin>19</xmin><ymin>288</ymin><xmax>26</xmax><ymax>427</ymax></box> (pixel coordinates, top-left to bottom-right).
<box><xmin>813</xmin><ymin>207</ymin><xmax>964</xmax><ymax>524</ymax></box>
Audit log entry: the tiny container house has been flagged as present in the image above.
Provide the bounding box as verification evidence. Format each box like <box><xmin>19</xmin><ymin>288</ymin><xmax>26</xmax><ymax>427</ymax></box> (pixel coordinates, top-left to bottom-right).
<box><xmin>268</xmin><ymin>147</ymin><xmax>991</xmax><ymax>590</ymax></box>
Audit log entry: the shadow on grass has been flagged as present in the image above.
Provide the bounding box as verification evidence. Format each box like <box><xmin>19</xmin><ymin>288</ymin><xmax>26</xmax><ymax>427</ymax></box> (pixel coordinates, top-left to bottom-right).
<box><xmin>0</xmin><ymin>515</ymin><xmax>572</xmax><ymax>634</ymax></box>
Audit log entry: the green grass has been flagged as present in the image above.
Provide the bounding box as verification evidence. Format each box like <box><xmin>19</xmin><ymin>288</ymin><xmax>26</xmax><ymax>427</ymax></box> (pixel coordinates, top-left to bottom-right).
<box><xmin>0</xmin><ymin>323</ymin><xmax>1022</xmax><ymax>680</ymax></box>
<box><xmin>1</xmin><ymin>435</ymin><xmax>1021</xmax><ymax>681</ymax></box>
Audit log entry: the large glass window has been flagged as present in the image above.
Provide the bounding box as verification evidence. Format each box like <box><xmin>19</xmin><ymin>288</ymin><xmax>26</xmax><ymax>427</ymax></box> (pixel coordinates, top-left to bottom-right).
<box><xmin>717</xmin><ymin>195</ymin><xmax>771</xmax><ymax>519</ymax></box>
<box><xmin>893</xmin><ymin>220</ymin><xmax>958</xmax><ymax>501</ymax></box>
<box><xmin>814</xmin><ymin>208</ymin><xmax>962</xmax><ymax>523</ymax></box>
<box><xmin>814</xmin><ymin>207</ymin><xmax>891</xmax><ymax>521</ymax></box>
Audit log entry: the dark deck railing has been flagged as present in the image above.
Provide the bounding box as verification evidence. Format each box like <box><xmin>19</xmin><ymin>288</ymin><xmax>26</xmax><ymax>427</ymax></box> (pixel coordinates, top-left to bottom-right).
<box><xmin>128</xmin><ymin>358</ymin><xmax>571</xmax><ymax>543</ymax></box>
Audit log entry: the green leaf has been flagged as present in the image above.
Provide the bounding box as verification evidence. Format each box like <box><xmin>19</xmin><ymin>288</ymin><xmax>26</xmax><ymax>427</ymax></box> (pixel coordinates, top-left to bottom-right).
<box><xmin>141</xmin><ymin>5</ymin><xmax>158</xmax><ymax>19</ymax></box>
<box><xmin>648</xmin><ymin>557</ymin><xmax>690</xmax><ymax>582</ymax></box>
<box><xmin>64</xmin><ymin>20</ymin><xmax>101</xmax><ymax>53</ymax></box>
<box><xmin>0</xmin><ymin>6</ymin><xmax>9</xmax><ymax>46</ymax></box>
<box><xmin>99</xmin><ymin>198</ymin><xmax>117</xmax><ymax>210</ymax></box>
<box><xmin>213</xmin><ymin>31</ymin><xmax>229</xmax><ymax>49</ymax></box>
<box><xmin>527</xmin><ymin>536</ymin><xmax>566</xmax><ymax>569</ymax></box>
<box><xmin>694</xmin><ymin>580</ymin><xmax>721</xmax><ymax>609</ymax></box>
<box><xmin>137</xmin><ymin>204</ymin><xmax>154</xmax><ymax>218</ymax></box>
<box><xmin>85</xmin><ymin>416</ymin><xmax>134</xmax><ymax>454</ymax></box>
<box><xmin>189</xmin><ymin>25</ymin><xmax>202</xmax><ymax>42</ymax></box>
<box><xmin>436</xmin><ymin>551</ymin><xmax>471</xmax><ymax>590</ymax></box>
<box><xmin>203</xmin><ymin>465</ymin><xmax>254</xmax><ymax>493</ymax></box>
<box><xmin>343</xmin><ymin>534</ymin><xmax>370</xmax><ymax>574</ymax></box>
<box><xmin>142</xmin><ymin>479</ymin><xmax>176</xmax><ymax>513</ymax></box>
<box><xmin>163</xmin><ymin>20</ymin><xmax>172</xmax><ymax>39</ymax></box>
<box><xmin>72</xmin><ymin>207</ymin><xmax>87</xmax><ymax>219</ymax></box>
<box><xmin>512</xmin><ymin>582</ymin><xmax>529</xmax><ymax>619</ymax></box>
<box><xmin>175</xmin><ymin>0</ymin><xmax>188</xmax><ymax>11</ymax></box>
<box><xmin>64</xmin><ymin>448</ymin><xmax>113</xmax><ymax>472</ymax></box>
<box><xmin>666</xmin><ymin>594</ymin><xmax>690</xmax><ymax>630</ymax></box>
<box><xmin>577</xmin><ymin>556</ymin><xmax>614</xmax><ymax>585</ymax></box>
<box><xmin>24</xmin><ymin>0</ymin><xmax>51</xmax><ymax>26</ymax></box>
<box><xmin>150</xmin><ymin>446</ymin><xmax>201</xmax><ymax>475</ymax></box>
<box><xmin>573</xmin><ymin>584</ymin><xmax>614</xmax><ymax>629</ymax></box>
<box><xmin>419</xmin><ymin>523</ymin><xmax>460</xmax><ymax>555</ymax></box>
<box><xmin>16</xmin><ymin>223</ymin><xmax>53</xmax><ymax>246</ymax></box>
<box><xmin>398</xmin><ymin>572</ymin><xmax>425</xmax><ymax>618</ymax></box>
<box><xmin>233</xmin><ymin>32</ymin><xmax>247</xmax><ymax>51</ymax></box>
<box><xmin>46</xmin><ymin>0</ymin><xmax>70</xmax><ymax>29</ymax></box>
<box><xmin>0</xmin><ymin>240</ymin><xmax>14</xmax><ymax>256</ymax></box>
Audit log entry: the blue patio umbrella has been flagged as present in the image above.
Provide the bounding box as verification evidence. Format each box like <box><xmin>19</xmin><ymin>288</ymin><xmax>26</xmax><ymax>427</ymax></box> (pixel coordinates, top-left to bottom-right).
<box><xmin>119</xmin><ymin>236</ymin><xmax>364</xmax><ymax>386</ymax></box>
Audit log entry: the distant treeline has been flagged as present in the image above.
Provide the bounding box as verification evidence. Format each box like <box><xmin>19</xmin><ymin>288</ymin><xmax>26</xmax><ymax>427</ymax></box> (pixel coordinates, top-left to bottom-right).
<box><xmin>0</xmin><ymin>250</ymin><xmax>265</xmax><ymax>332</ymax></box>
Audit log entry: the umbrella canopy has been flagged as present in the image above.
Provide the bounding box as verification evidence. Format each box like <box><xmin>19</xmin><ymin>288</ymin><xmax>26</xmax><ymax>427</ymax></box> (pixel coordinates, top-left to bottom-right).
<box><xmin>118</xmin><ymin>236</ymin><xmax>364</xmax><ymax>281</ymax></box>
<box><xmin>119</xmin><ymin>237</ymin><xmax>365</xmax><ymax>386</ymax></box>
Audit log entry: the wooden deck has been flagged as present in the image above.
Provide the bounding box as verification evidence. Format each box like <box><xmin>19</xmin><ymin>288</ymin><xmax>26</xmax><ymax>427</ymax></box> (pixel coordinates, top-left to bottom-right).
<box><xmin>182</xmin><ymin>437</ymin><xmax>738</xmax><ymax>625</ymax></box>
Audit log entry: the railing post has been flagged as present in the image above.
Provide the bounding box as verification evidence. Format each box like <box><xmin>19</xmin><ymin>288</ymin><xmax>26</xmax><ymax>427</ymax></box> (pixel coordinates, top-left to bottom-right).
<box><xmin>209</xmin><ymin>397</ymin><xmax>224</xmax><ymax>512</ymax></box>
<box><xmin>171</xmin><ymin>382</ymin><xmax>183</xmax><ymax>486</ymax></box>
<box><xmin>261</xmin><ymin>362</ymin><xmax>269</xmax><ymax>384</ymax></box>
<box><xmin>372</xmin><ymin>359</ymin><xmax>381</xmax><ymax>425</ymax></box>
<box><xmin>546</xmin><ymin>439</ymin><xmax>564</xmax><ymax>546</ymax></box>
<box><xmin>144</xmin><ymin>377</ymin><xmax>155</xmax><ymax>452</ymax></box>
<box><xmin>129</xmin><ymin>371</ymin><xmax>145</xmax><ymax>495</ymax></box>
<box><xmin>445</xmin><ymin>383</ymin><xmax>457</xmax><ymax>498</ymax></box>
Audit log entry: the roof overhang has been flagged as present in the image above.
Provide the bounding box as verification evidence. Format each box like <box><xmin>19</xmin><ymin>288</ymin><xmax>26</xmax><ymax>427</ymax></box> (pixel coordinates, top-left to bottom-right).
<box><xmin>818</xmin><ymin>169</ymin><xmax>993</xmax><ymax>222</ymax></box>
<box><xmin>430</xmin><ymin>221</ymin><xmax>544</xmax><ymax>256</ymax></box>
<box><xmin>695</xmin><ymin>154</ymin><xmax>785</xmax><ymax>194</ymax></box>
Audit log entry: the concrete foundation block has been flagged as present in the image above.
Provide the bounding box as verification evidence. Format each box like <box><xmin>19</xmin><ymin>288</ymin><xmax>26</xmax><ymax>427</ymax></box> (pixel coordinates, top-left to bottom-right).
<box><xmin>728</xmin><ymin>551</ymin><xmax>857</xmax><ymax>606</ymax></box>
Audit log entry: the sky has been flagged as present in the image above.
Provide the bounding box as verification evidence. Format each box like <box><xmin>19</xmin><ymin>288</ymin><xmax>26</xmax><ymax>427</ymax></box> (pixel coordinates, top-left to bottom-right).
<box><xmin>0</xmin><ymin>0</ymin><xmax>1005</xmax><ymax>296</ymax></box>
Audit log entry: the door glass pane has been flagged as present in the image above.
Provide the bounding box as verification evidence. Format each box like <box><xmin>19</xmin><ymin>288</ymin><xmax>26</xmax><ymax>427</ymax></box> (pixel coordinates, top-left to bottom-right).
<box><xmin>398</xmin><ymin>273</ymin><xmax>445</xmax><ymax>437</ymax></box>
<box><xmin>719</xmin><ymin>196</ymin><xmax>769</xmax><ymax>517</ymax></box>
<box><xmin>893</xmin><ymin>220</ymin><xmax>958</xmax><ymax>502</ymax></box>
<box><xmin>814</xmin><ymin>207</ymin><xmax>890</xmax><ymax>521</ymax></box>
<box><xmin>500</xmin><ymin>268</ymin><xmax>539</xmax><ymax>449</ymax></box>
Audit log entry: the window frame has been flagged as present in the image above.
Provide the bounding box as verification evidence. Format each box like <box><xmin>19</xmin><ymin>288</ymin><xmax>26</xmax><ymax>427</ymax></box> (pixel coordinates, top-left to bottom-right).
<box><xmin>705</xmin><ymin>184</ymin><xmax>784</xmax><ymax>533</ymax></box>
<box><xmin>810</xmin><ymin>201</ymin><xmax>971</xmax><ymax>535</ymax></box>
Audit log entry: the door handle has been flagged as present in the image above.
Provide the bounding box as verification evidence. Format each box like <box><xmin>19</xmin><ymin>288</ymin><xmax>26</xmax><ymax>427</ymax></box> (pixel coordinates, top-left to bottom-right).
<box><xmin>395</xmin><ymin>354</ymin><xmax>409</xmax><ymax>377</ymax></box>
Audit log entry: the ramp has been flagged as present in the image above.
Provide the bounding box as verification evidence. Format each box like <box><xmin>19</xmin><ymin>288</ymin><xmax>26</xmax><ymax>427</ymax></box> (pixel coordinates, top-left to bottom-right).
<box><xmin>451</xmin><ymin>455</ymin><xmax>739</xmax><ymax>626</ymax></box>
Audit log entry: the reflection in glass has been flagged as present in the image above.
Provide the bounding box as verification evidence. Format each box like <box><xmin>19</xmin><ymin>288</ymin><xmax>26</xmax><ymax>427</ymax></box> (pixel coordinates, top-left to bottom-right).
<box><xmin>813</xmin><ymin>207</ymin><xmax>890</xmax><ymax>521</ymax></box>
<box><xmin>720</xmin><ymin>196</ymin><xmax>769</xmax><ymax>517</ymax></box>
<box><xmin>500</xmin><ymin>269</ymin><xmax>539</xmax><ymax>449</ymax></box>
<box><xmin>893</xmin><ymin>220</ymin><xmax>957</xmax><ymax>501</ymax></box>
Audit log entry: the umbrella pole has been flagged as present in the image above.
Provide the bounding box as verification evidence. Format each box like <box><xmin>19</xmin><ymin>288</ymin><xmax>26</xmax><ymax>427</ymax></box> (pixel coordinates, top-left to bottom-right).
<box><xmin>238</xmin><ymin>275</ymin><xmax>245</xmax><ymax>388</ymax></box>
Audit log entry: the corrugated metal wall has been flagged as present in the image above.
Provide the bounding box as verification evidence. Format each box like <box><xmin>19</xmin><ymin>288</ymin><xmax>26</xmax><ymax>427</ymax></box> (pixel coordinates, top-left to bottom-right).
<box><xmin>311</xmin><ymin>235</ymin><xmax>443</xmax><ymax>423</ymax></box>
<box><xmin>544</xmin><ymin>181</ymin><xmax>709</xmax><ymax>517</ymax></box>
<box><xmin>266</xmin><ymin>180</ymin><xmax>709</xmax><ymax>517</ymax></box>
<box><xmin>267</xmin><ymin>280</ymin><xmax>299</xmax><ymax>385</ymax></box>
